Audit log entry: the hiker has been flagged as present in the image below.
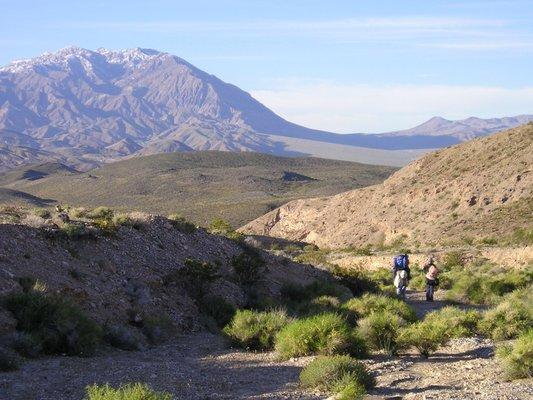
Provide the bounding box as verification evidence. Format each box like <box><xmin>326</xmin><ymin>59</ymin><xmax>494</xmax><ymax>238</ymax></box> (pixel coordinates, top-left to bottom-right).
<box><xmin>391</xmin><ymin>253</ymin><xmax>410</xmax><ymax>299</ymax></box>
<box><xmin>423</xmin><ymin>255</ymin><xmax>439</xmax><ymax>302</ymax></box>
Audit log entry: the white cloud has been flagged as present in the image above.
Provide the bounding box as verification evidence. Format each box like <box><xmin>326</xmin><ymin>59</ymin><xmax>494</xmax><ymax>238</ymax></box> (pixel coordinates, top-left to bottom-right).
<box><xmin>250</xmin><ymin>82</ymin><xmax>533</xmax><ymax>133</ymax></box>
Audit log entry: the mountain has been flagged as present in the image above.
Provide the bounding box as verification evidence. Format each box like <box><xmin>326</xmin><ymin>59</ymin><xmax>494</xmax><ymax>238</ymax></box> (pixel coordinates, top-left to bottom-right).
<box><xmin>1</xmin><ymin>47</ymin><xmax>531</xmax><ymax>171</ymax></box>
<box><xmin>0</xmin><ymin>152</ymin><xmax>395</xmax><ymax>226</ymax></box>
<box><xmin>241</xmin><ymin>123</ymin><xmax>533</xmax><ymax>248</ymax></box>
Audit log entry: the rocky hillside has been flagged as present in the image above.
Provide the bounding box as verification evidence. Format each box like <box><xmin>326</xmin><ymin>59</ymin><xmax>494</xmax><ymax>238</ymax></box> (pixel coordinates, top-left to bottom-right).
<box><xmin>241</xmin><ymin>123</ymin><xmax>533</xmax><ymax>248</ymax></box>
<box><xmin>1</xmin><ymin>47</ymin><xmax>531</xmax><ymax>170</ymax></box>
<box><xmin>0</xmin><ymin>208</ymin><xmax>323</xmax><ymax>337</ymax></box>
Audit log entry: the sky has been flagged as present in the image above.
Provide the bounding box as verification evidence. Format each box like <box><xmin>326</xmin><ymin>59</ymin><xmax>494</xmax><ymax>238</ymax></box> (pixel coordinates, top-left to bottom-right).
<box><xmin>1</xmin><ymin>0</ymin><xmax>532</xmax><ymax>133</ymax></box>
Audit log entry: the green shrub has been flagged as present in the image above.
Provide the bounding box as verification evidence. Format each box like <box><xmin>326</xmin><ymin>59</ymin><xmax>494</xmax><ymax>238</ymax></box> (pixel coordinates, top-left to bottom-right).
<box><xmin>104</xmin><ymin>325</ymin><xmax>143</xmax><ymax>351</ymax></box>
<box><xmin>0</xmin><ymin>348</ymin><xmax>19</xmax><ymax>372</ymax></box>
<box><xmin>342</xmin><ymin>294</ymin><xmax>417</xmax><ymax>323</ymax></box>
<box><xmin>141</xmin><ymin>314</ymin><xmax>175</xmax><ymax>344</ymax></box>
<box><xmin>479</xmin><ymin>288</ymin><xmax>532</xmax><ymax>340</ymax></box>
<box><xmin>87</xmin><ymin>207</ymin><xmax>114</xmax><ymax>220</ymax></box>
<box><xmin>33</xmin><ymin>208</ymin><xmax>51</xmax><ymax>219</ymax></box>
<box><xmin>329</xmin><ymin>265</ymin><xmax>380</xmax><ymax>296</ymax></box>
<box><xmin>281</xmin><ymin>281</ymin><xmax>352</xmax><ymax>305</ymax></box>
<box><xmin>423</xmin><ymin>307</ymin><xmax>481</xmax><ymax>339</ymax></box>
<box><xmin>399</xmin><ymin>319</ymin><xmax>448</xmax><ymax>358</ymax></box>
<box><xmin>231</xmin><ymin>247</ymin><xmax>265</xmax><ymax>286</ymax></box>
<box><xmin>178</xmin><ymin>258</ymin><xmax>219</xmax><ymax>299</ymax></box>
<box><xmin>301</xmin><ymin>296</ymin><xmax>342</xmax><ymax>317</ymax></box>
<box><xmin>275</xmin><ymin>313</ymin><xmax>367</xmax><ymax>359</ymax></box>
<box><xmin>60</xmin><ymin>222</ymin><xmax>88</xmax><ymax>239</ymax></box>
<box><xmin>209</xmin><ymin>218</ymin><xmax>233</xmax><ymax>235</ymax></box>
<box><xmin>496</xmin><ymin>329</ymin><xmax>533</xmax><ymax>379</ymax></box>
<box><xmin>168</xmin><ymin>214</ymin><xmax>196</xmax><ymax>233</ymax></box>
<box><xmin>223</xmin><ymin>309</ymin><xmax>290</xmax><ymax>350</ymax></box>
<box><xmin>508</xmin><ymin>228</ymin><xmax>533</xmax><ymax>246</ymax></box>
<box><xmin>4</xmin><ymin>292</ymin><xmax>102</xmax><ymax>356</ymax></box>
<box><xmin>442</xmin><ymin>251</ymin><xmax>464</xmax><ymax>269</ymax></box>
<box><xmin>85</xmin><ymin>383</ymin><xmax>172</xmax><ymax>400</ymax></box>
<box><xmin>357</xmin><ymin>311</ymin><xmax>406</xmax><ymax>355</ymax></box>
<box><xmin>200</xmin><ymin>295</ymin><xmax>236</xmax><ymax>328</ymax></box>
<box><xmin>300</xmin><ymin>355</ymin><xmax>374</xmax><ymax>398</ymax></box>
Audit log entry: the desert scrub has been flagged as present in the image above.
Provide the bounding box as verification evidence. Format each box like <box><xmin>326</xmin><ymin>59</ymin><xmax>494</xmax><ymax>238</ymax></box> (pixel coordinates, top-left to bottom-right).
<box><xmin>3</xmin><ymin>292</ymin><xmax>102</xmax><ymax>356</ymax></box>
<box><xmin>496</xmin><ymin>329</ymin><xmax>533</xmax><ymax>379</ymax></box>
<box><xmin>300</xmin><ymin>355</ymin><xmax>375</xmax><ymax>399</ymax></box>
<box><xmin>329</xmin><ymin>265</ymin><xmax>380</xmax><ymax>296</ymax></box>
<box><xmin>84</xmin><ymin>383</ymin><xmax>172</xmax><ymax>400</ymax></box>
<box><xmin>423</xmin><ymin>307</ymin><xmax>481</xmax><ymax>338</ymax></box>
<box><xmin>399</xmin><ymin>319</ymin><xmax>449</xmax><ymax>358</ymax></box>
<box><xmin>60</xmin><ymin>222</ymin><xmax>89</xmax><ymax>239</ymax></box>
<box><xmin>301</xmin><ymin>295</ymin><xmax>342</xmax><ymax>317</ymax></box>
<box><xmin>479</xmin><ymin>287</ymin><xmax>532</xmax><ymax>340</ymax></box>
<box><xmin>168</xmin><ymin>213</ymin><xmax>196</xmax><ymax>233</ymax></box>
<box><xmin>104</xmin><ymin>325</ymin><xmax>144</xmax><ymax>351</ymax></box>
<box><xmin>200</xmin><ymin>295</ymin><xmax>236</xmax><ymax>328</ymax></box>
<box><xmin>275</xmin><ymin>313</ymin><xmax>367</xmax><ymax>359</ymax></box>
<box><xmin>163</xmin><ymin>258</ymin><xmax>219</xmax><ymax>299</ymax></box>
<box><xmin>0</xmin><ymin>348</ymin><xmax>19</xmax><ymax>372</ymax></box>
<box><xmin>280</xmin><ymin>280</ymin><xmax>352</xmax><ymax>307</ymax></box>
<box><xmin>342</xmin><ymin>293</ymin><xmax>417</xmax><ymax>323</ymax></box>
<box><xmin>231</xmin><ymin>246</ymin><xmax>265</xmax><ymax>285</ymax></box>
<box><xmin>86</xmin><ymin>206</ymin><xmax>114</xmax><ymax>220</ymax></box>
<box><xmin>357</xmin><ymin>311</ymin><xmax>407</xmax><ymax>355</ymax></box>
<box><xmin>223</xmin><ymin>309</ymin><xmax>290</xmax><ymax>350</ymax></box>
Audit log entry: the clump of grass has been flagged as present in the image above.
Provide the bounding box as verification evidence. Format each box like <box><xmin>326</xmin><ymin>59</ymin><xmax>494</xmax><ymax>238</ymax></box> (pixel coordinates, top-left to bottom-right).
<box><xmin>200</xmin><ymin>295</ymin><xmax>236</xmax><ymax>328</ymax></box>
<box><xmin>104</xmin><ymin>325</ymin><xmax>144</xmax><ymax>351</ymax></box>
<box><xmin>423</xmin><ymin>307</ymin><xmax>481</xmax><ymax>339</ymax></box>
<box><xmin>86</xmin><ymin>207</ymin><xmax>114</xmax><ymax>220</ymax></box>
<box><xmin>141</xmin><ymin>313</ymin><xmax>176</xmax><ymax>344</ymax></box>
<box><xmin>280</xmin><ymin>280</ymin><xmax>352</xmax><ymax>306</ymax></box>
<box><xmin>0</xmin><ymin>348</ymin><xmax>19</xmax><ymax>372</ymax></box>
<box><xmin>60</xmin><ymin>222</ymin><xmax>90</xmax><ymax>239</ymax></box>
<box><xmin>163</xmin><ymin>258</ymin><xmax>219</xmax><ymax>300</ymax></box>
<box><xmin>300</xmin><ymin>355</ymin><xmax>375</xmax><ymax>399</ymax></box>
<box><xmin>357</xmin><ymin>311</ymin><xmax>407</xmax><ymax>355</ymax></box>
<box><xmin>342</xmin><ymin>293</ymin><xmax>417</xmax><ymax>323</ymax></box>
<box><xmin>3</xmin><ymin>292</ymin><xmax>102</xmax><ymax>356</ymax></box>
<box><xmin>329</xmin><ymin>265</ymin><xmax>380</xmax><ymax>296</ymax></box>
<box><xmin>231</xmin><ymin>247</ymin><xmax>265</xmax><ymax>286</ymax></box>
<box><xmin>168</xmin><ymin>213</ymin><xmax>196</xmax><ymax>233</ymax></box>
<box><xmin>496</xmin><ymin>329</ymin><xmax>533</xmax><ymax>379</ymax></box>
<box><xmin>479</xmin><ymin>287</ymin><xmax>532</xmax><ymax>340</ymax></box>
<box><xmin>223</xmin><ymin>309</ymin><xmax>290</xmax><ymax>351</ymax></box>
<box><xmin>275</xmin><ymin>313</ymin><xmax>367</xmax><ymax>359</ymax></box>
<box><xmin>84</xmin><ymin>383</ymin><xmax>172</xmax><ymax>400</ymax></box>
<box><xmin>399</xmin><ymin>319</ymin><xmax>449</xmax><ymax>358</ymax></box>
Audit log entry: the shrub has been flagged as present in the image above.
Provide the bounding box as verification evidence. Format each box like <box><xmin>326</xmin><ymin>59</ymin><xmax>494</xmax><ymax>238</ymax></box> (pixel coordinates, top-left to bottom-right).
<box><xmin>342</xmin><ymin>294</ymin><xmax>417</xmax><ymax>323</ymax></box>
<box><xmin>479</xmin><ymin>288</ymin><xmax>532</xmax><ymax>340</ymax></box>
<box><xmin>4</xmin><ymin>292</ymin><xmax>102</xmax><ymax>356</ymax></box>
<box><xmin>275</xmin><ymin>313</ymin><xmax>366</xmax><ymax>359</ymax></box>
<box><xmin>32</xmin><ymin>208</ymin><xmax>51</xmax><ymax>219</ymax></box>
<box><xmin>399</xmin><ymin>319</ymin><xmax>448</xmax><ymax>358</ymax></box>
<box><xmin>357</xmin><ymin>311</ymin><xmax>406</xmax><ymax>355</ymax></box>
<box><xmin>423</xmin><ymin>307</ymin><xmax>481</xmax><ymax>339</ymax></box>
<box><xmin>329</xmin><ymin>265</ymin><xmax>380</xmax><ymax>296</ymax></box>
<box><xmin>0</xmin><ymin>348</ymin><xmax>19</xmax><ymax>372</ymax></box>
<box><xmin>209</xmin><ymin>218</ymin><xmax>233</xmax><ymax>235</ymax></box>
<box><xmin>168</xmin><ymin>214</ymin><xmax>196</xmax><ymax>233</ymax></box>
<box><xmin>180</xmin><ymin>258</ymin><xmax>219</xmax><ymax>299</ymax></box>
<box><xmin>200</xmin><ymin>295</ymin><xmax>236</xmax><ymax>328</ymax></box>
<box><xmin>496</xmin><ymin>329</ymin><xmax>533</xmax><ymax>379</ymax></box>
<box><xmin>231</xmin><ymin>247</ymin><xmax>265</xmax><ymax>286</ymax></box>
<box><xmin>223</xmin><ymin>309</ymin><xmax>290</xmax><ymax>350</ymax></box>
<box><xmin>141</xmin><ymin>314</ymin><xmax>176</xmax><ymax>344</ymax></box>
<box><xmin>280</xmin><ymin>280</ymin><xmax>352</xmax><ymax>306</ymax></box>
<box><xmin>60</xmin><ymin>222</ymin><xmax>87</xmax><ymax>239</ymax></box>
<box><xmin>104</xmin><ymin>325</ymin><xmax>143</xmax><ymax>351</ymax></box>
<box><xmin>87</xmin><ymin>207</ymin><xmax>114</xmax><ymax>220</ymax></box>
<box><xmin>442</xmin><ymin>251</ymin><xmax>464</xmax><ymax>269</ymax></box>
<box><xmin>84</xmin><ymin>383</ymin><xmax>172</xmax><ymax>400</ymax></box>
<box><xmin>3</xmin><ymin>331</ymin><xmax>42</xmax><ymax>358</ymax></box>
<box><xmin>300</xmin><ymin>355</ymin><xmax>374</xmax><ymax>398</ymax></box>
<box><xmin>301</xmin><ymin>296</ymin><xmax>342</xmax><ymax>317</ymax></box>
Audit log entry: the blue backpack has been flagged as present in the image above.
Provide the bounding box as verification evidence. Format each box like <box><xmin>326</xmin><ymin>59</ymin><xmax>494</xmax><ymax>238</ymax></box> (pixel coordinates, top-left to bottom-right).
<box><xmin>394</xmin><ymin>254</ymin><xmax>409</xmax><ymax>270</ymax></box>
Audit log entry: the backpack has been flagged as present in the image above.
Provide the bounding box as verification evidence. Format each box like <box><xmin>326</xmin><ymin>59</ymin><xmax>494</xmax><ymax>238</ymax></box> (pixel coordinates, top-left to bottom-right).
<box><xmin>394</xmin><ymin>254</ymin><xmax>408</xmax><ymax>270</ymax></box>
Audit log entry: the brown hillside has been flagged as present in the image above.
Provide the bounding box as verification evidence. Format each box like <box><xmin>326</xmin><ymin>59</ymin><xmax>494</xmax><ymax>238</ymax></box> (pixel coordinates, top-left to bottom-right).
<box><xmin>241</xmin><ymin>123</ymin><xmax>533</xmax><ymax>248</ymax></box>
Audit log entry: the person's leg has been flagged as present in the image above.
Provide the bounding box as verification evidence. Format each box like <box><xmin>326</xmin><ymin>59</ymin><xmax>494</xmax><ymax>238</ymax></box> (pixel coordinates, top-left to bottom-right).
<box><xmin>428</xmin><ymin>281</ymin><xmax>435</xmax><ymax>301</ymax></box>
<box><xmin>425</xmin><ymin>278</ymin><xmax>431</xmax><ymax>301</ymax></box>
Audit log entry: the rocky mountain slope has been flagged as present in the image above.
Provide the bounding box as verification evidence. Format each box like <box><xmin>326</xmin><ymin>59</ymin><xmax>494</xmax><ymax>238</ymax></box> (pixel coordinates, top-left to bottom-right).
<box><xmin>1</xmin><ymin>47</ymin><xmax>531</xmax><ymax>170</ymax></box>
<box><xmin>241</xmin><ymin>123</ymin><xmax>533</xmax><ymax>248</ymax></box>
<box><xmin>0</xmin><ymin>152</ymin><xmax>395</xmax><ymax>226</ymax></box>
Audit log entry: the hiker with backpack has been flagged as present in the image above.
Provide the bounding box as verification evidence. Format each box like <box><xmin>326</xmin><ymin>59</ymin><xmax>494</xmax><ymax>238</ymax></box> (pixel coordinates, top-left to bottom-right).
<box><xmin>423</xmin><ymin>255</ymin><xmax>439</xmax><ymax>302</ymax></box>
<box><xmin>391</xmin><ymin>254</ymin><xmax>410</xmax><ymax>299</ymax></box>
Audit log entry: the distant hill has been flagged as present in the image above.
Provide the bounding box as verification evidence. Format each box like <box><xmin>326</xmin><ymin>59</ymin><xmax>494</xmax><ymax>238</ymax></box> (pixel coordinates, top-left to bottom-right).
<box><xmin>241</xmin><ymin>123</ymin><xmax>533</xmax><ymax>248</ymax></box>
<box><xmin>1</xmin><ymin>47</ymin><xmax>531</xmax><ymax>171</ymax></box>
<box><xmin>0</xmin><ymin>151</ymin><xmax>396</xmax><ymax>226</ymax></box>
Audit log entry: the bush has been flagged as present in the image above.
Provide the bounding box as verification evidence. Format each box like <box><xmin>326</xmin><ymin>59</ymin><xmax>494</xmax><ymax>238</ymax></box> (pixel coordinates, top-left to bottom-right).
<box><xmin>479</xmin><ymin>288</ymin><xmax>532</xmax><ymax>340</ymax></box>
<box><xmin>231</xmin><ymin>247</ymin><xmax>265</xmax><ymax>286</ymax></box>
<box><xmin>329</xmin><ymin>265</ymin><xmax>380</xmax><ymax>296</ymax></box>
<box><xmin>200</xmin><ymin>295</ymin><xmax>236</xmax><ymax>328</ymax></box>
<box><xmin>442</xmin><ymin>251</ymin><xmax>465</xmax><ymax>269</ymax></box>
<box><xmin>141</xmin><ymin>314</ymin><xmax>175</xmax><ymax>344</ymax></box>
<box><xmin>423</xmin><ymin>307</ymin><xmax>481</xmax><ymax>339</ymax></box>
<box><xmin>302</xmin><ymin>296</ymin><xmax>342</xmax><ymax>317</ymax></box>
<box><xmin>168</xmin><ymin>214</ymin><xmax>196</xmax><ymax>233</ymax></box>
<box><xmin>280</xmin><ymin>281</ymin><xmax>352</xmax><ymax>306</ymax></box>
<box><xmin>85</xmin><ymin>383</ymin><xmax>172</xmax><ymax>400</ymax></box>
<box><xmin>224</xmin><ymin>309</ymin><xmax>290</xmax><ymax>351</ymax></box>
<box><xmin>104</xmin><ymin>325</ymin><xmax>143</xmax><ymax>351</ymax></box>
<box><xmin>399</xmin><ymin>319</ymin><xmax>448</xmax><ymax>358</ymax></box>
<box><xmin>0</xmin><ymin>348</ymin><xmax>19</xmax><ymax>372</ymax></box>
<box><xmin>177</xmin><ymin>258</ymin><xmax>219</xmax><ymax>299</ymax></box>
<box><xmin>3</xmin><ymin>331</ymin><xmax>42</xmax><ymax>358</ymax></box>
<box><xmin>87</xmin><ymin>207</ymin><xmax>114</xmax><ymax>220</ymax></box>
<box><xmin>496</xmin><ymin>329</ymin><xmax>533</xmax><ymax>379</ymax></box>
<box><xmin>300</xmin><ymin>355</ymin><xmax>374</xmax><ymax>398</ymax></box>
<box><xmin>4</xmin><ymin>292</ymin><xmax>102</xmax><ymax>356</ymax></box>
<box><xmin>209</xmin><ymin>218</ymin><xmax>233</xmax><ymax>235</ymax></box>
<box><xmin>357</xmin><ymin>311</ymin><xmax>406</xmax><ymax>355</ymax></box>
<box><xmin>342</xmin><ymin>294</ymin><xmax>417</xmax><ymax>323</ymax></box>
<box><xmin>275</xmin><ymin>313</ymin><xmax>367</xmax><ymax>359</ymax></box>
<box><xmin>60</xmin><ymin>222</ymin><xmax>88</xmax><ymax>239</ymax></box>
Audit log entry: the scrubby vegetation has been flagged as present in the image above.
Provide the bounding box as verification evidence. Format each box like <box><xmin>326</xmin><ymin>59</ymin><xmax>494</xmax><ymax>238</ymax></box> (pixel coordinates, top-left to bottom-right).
<box><xmin>223</xmin><ymin>309</ymin><xmax>290</xmax><ymax>350</ymax></box>
<box><xmin>357</xmin><ymin>311</ymin><xmax>406</xmax><ymax>355</ymax></box>
<box><xmin>275</xmin><ymin>313</ymin><xmax>367</xmax><ymax>359</ymax></box>
<box><xmin>3</xmin><ymin>291</ymin><xmax>102</xmax><ymax>356</ymax></box>
<box><xmin>200</xmin><ymin>295</ymin><xmax>236</xmax><ymax>328</ymax></box>
<box><xmin>300</xmin><ymin>355</ymin><xmax>375</xmax><ymax>399</ymax></box>
<box><xmin>168</xmin><ymin>213</ymin><xmax>196</xmax><ymax>233</ymax></box>
<box><xmin>231</xmin><ymin>246</ymin><xmax>266</xmax><ymax>286</ymax></box>
<box><xmin>496</xmin><ymin>329</ymin><xmax>533</xmax><ymax>380</ymax></box>
<box><xmin>399</xmin><ymin>319</ymin><xmax>449</xmax><ymax>358</ymax></box>
<box><xmin>85</xmin><ymin>383</ymin><xmax>172</xmax><ymax>400</ymax></box>
<box><xmin>0</xmin><ymin>348</ymin><xmax>19</xmax><ymax>372</ymax></box>
<box><xmin>423</xmin><ymin>307</ymin><xmax>481</xmax><ymax>339</ymax></box>
<box><xmin>342</xmin><ymin>293</ymin><xmax>417</xmax><ymax>323</ymax></box>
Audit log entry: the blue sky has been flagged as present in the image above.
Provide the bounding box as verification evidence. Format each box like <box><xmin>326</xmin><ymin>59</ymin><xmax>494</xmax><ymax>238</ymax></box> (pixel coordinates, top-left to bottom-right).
<box><xmin>1</xmin><ymin>0</ymin><xmax>532</xmax><ymax>132</ymax></box>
